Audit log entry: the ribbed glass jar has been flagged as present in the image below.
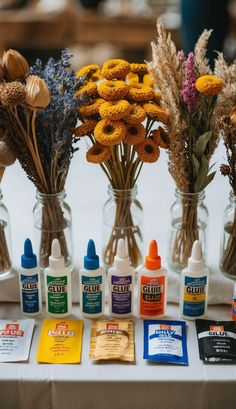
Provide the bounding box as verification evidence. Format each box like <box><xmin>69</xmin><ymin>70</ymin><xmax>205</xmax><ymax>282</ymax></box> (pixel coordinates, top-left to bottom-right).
<box><xmin>102</xmin><ymin>185</ymin><xmax>143</xmax><ymax>269</ymax></box>
<box><xmin>220</xmin><ymin>191</ymin><xmax>236</xmax><ymax>279</ymax></box>
<box><xmin>33</xmin><ymin>190</ymin><xmax>73</xmax><ymax>269</ymax></box>
<box><xmin>168</xmin><ymin>189</ymin><xmax>208</xmax><ymax>273</ymax></box>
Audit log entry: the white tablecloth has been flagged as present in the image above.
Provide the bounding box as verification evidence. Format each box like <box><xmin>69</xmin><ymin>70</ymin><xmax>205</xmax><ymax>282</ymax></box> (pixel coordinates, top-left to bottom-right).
<box><xmin>0</xmin><ymin>141</ymin><xmax>236</xmax><ymax>409</ymax></box>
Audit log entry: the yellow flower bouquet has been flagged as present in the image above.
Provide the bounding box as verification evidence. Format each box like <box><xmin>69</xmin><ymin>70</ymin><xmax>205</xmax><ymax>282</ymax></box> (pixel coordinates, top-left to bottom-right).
<box><xmin>76</xmin><ymin>60</ymin><xmax>169</xmax><ymax>267</ymax></box>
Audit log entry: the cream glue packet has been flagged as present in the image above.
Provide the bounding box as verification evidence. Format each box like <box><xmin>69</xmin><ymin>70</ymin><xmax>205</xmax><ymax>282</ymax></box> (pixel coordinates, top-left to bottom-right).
<box><xmin>89</xmin><ymin>320</ymin><xmax>135</xmax><ymax>362</ymax></box>
<box><xmin>0</xmin><ymin>319</ymin><xmax>35</xmax><ymax>362</ymax></box>
<box><xmin>196</xmin><ymin>319</ymin><xmax>236</xmax><ymax>363</ymax></box>
<box><xmin>143</xmin><ymin>320</ymin><xmax>188</xmax><ymax>365</ymax></box>
<box><xmin>37</xmin><ymin>319</ymin><xmax>83</xmax><ymax>364</ymax></box>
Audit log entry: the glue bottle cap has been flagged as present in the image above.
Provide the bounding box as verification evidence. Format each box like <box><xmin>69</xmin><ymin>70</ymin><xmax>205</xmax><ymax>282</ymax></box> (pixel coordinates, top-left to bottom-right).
<box><xmin>114</xmin><ymin>238</ymin><xmax>130</xmax><ymax>271</ymax></box>
<box><xmin>49</xmin><ymin>239</ymin><xmax>65</xmax><ymax>270</ymax></box>
<box><xmin>145</xmin><ymin>240</ymin><xmax>161</xmax><ymax>270</ymax></box>
<box><xmin>188</xmin><ymin>240</ymin><xmax>204</xmax><ymax>271</ymax></box>
<box><xmin>84</xmin><ymin>239</ymin><xmax>99</xmax><ymax>270</ymax></box>
<box><xmin>21</xmin><ymin>238</ymin><xmax>37</xmax><ymax>269</ymax></box>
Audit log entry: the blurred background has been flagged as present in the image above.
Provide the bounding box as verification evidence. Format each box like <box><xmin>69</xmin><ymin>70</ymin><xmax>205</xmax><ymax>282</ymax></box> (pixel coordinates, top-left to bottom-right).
<box><xmin>0</xmin><ymin>0</ymin><xmax>235</xmax><ymax>69</ymax></box>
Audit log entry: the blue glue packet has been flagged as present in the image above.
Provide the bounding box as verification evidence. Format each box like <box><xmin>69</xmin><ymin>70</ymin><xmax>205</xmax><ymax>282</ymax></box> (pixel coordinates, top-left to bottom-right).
<box><xmin>143</xmin><ymin>320</ymin><xmax>188</xmax><ymax>365</ymax></box>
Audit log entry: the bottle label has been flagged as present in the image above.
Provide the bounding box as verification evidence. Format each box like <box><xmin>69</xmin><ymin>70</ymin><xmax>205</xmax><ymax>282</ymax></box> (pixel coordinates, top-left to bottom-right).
<box><xmin>111</xmin><ymin>275</ymin><xmax>132</xmax><ymax>314</ymax></box>
<box><xmin>183</xmin><ymin>276</ymin><xmax>207</xmax><ymax>317</ymax></box>
<box><xmin>82</xmin><ymin>275</ymin><xmax>103</xmax><ymax>314</ymax></box>
<box><xmin>20</xmin><ymin>274</ymin><xmax>40</xmax><ymax>314</ymax></box>
<box><xmin>47</xmin><ymin>276</ymin><xmax>68</xmax><ymax>315</ymax></box>
<box><xmin>140</xmin><ymin>275</ymin><xmax>165</xmax><ymax>316</ymax></box>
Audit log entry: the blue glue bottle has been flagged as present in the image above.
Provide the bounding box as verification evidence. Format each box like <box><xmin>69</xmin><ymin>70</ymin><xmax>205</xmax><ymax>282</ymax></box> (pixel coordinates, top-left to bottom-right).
<box><xmin>19</xmin><ymin>238</ymin><xmax>42</xmax><ymax>316</ymax></box>
<box><xmin>80</xmin><ymin>239</ymin><xmax>105</xmax><ymax>318</ymax></box>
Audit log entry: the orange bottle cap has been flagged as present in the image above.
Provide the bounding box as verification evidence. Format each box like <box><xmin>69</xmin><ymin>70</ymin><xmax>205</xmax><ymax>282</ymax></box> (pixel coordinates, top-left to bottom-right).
<box><xmin>145</xmin><ymin>240</ymin><xmax>161</xmax><ymax>270</ymax></box>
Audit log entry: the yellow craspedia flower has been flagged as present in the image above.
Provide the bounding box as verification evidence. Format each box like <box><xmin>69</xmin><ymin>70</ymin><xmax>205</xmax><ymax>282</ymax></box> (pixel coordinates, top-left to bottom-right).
<box><xmin>143</xmin><ymin>103</ymin><xmax>169</xmax><ymax>124</ymax></box>
<box><xmin>130</xmin><ymin>63</ymin><xmax>148</xmax><ymax>75</ymax></box>
<box><xmin>154</xmin><ymin>91</ymin><xmax>162</xmax><ymax>103</ymax></box>
<box><xmin>78</xmin><ymin>98</ymin><xmax>104</xmax><ymax>117</ymax></box>
<box><xmin>195</xmin><ymin>75</ymin><xmax>224</xmax><ymax>95</ymax></box>
<box><xmin>136</xmin><ymin>139</ymin><xmax>160</xmax><ymax>163</ymax></box>
<box><xmin>128</xmin><ymin>83</ymin><xmax>154</xmax><ymax>102</ymax></box>
<box><xmin>124</xmin><ymin>123</ymin><xmax>146</xmax><ymax>145</ymax></box>
<box><xmin>98</xmin><ymin>80</ymin><xmax>129</xmax><ymax>101</ymax></box>
<box><xmin>94</xmin><ymin>119</ymin><xmax>126</xmax><ymax>146</ymax></box>
<box><xmin>124</xmin><ymin>104</ymin><xmax>146</xmax><ymax>124</ymax></box>
<box><xmin>126</xmin><ymin>72</ymin><xmax>139</xmax><ymax>86</ymax></box>
<box><xmin>152</xmin><ymin>127</ymin><xmax>169</xmax><ymax>149</ymax></box>
<box><xmin>101</xmin><ymin>59</ymin><xmax>130</xmax><ymax>80</ymax></box>
<box><xmin>99</xmin><ymin>100</ymin><xmax>130</xmax><ymax>120</ymax></box>
<box><xmin>86</xmin><ymin>143</ymin><xmax>111</xmax><ymax>164</ymax></box>
<box><xmin>76</xmin><ymin>64</ymin><xmax>100</xmax><ymax>82</ymax></box>
<box><xmin>143</xmin><ymin>74</ymin><xmax>153</xmax><ymax>87</ymax></box>
<box><xmin>74</xmin><ymin>119</ymin><xmax>97</xmax><ymax>137</ymax></box>
<box><xmin>76</xmin><ymin>82</ymin><xmax>97</xmax><ymax>98</ymax></box>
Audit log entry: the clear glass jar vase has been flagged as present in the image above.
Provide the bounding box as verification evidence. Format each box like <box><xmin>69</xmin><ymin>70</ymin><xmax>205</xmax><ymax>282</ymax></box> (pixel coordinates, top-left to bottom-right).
<box><xmin>33</xmin><ymin>190</ymin><xmax>73</xmax><ymax>269</ymax></box>
<box><xmin>0</xmin><ymin>188</ymin><xmax>12</xmax><ymax>277</ymax></box>
<box><xmin>220</xmin><ymin>191</ymin><xmax>236</xmax><ymax>279</ymax></box>
<box><xmin>102</xmin><ymin>185</ymin><xmax>143</xmax><ymax>269</ymax></box>
<box><xmin>168</xmin><ymin>189</ymin><xmax>208</xmax><ymax>273</ymax></box>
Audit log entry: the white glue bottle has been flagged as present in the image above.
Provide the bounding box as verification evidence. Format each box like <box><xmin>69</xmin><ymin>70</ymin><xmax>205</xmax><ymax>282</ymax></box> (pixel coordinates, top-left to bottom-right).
<box><xmin>44</xmin><ymin>239</ymin><xmax>72</xmax><ymax>318</ymax></box>
<box><xmin>180</xmin><ymin>240</ymin><xmax>209</xmax><ymax>320</ymax></box>
<box><xmin>80</xmin><ymin>239</ymin><xmax>105</xmax><ymax>318</ymax></box>
<box><xmin>108</xmin><ymin>238</ymin><xmax>134</xmax><ymax>318</ymax></box>
<box><xmin>19</xmin><ymin>238</ymin><xmax>42</xmax><ymax>316</ymax></box>
<box><xmin>138</xmin><ymin>240</ymin><xmax>167</xmax><ymax>319</ymax></box>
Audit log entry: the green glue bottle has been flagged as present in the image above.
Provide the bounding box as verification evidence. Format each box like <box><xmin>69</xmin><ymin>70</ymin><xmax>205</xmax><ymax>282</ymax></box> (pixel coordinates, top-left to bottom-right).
<box><xmin>44</xmin><ymin>239</ymin><xmax>72</xmax><ymax>318</ymax></box>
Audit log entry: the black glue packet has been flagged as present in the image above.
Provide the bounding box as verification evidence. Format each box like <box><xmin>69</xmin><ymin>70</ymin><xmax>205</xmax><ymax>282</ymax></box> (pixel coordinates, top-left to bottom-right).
<box><xmin>196</xmin><ymin>319</ymin><xmax>236</xmax><ymax>363</ymax></box>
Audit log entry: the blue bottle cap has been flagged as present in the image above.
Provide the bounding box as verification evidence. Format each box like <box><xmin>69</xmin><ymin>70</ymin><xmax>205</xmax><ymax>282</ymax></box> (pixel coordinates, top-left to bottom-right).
<box><xmin>84</xmin><ymin>239</ymin><xmax>99</xmax><ymax>270</ymax></box>
<box><xmin>21</xmin><ymin>238</ymin><xmax>37</xmax><ymax>269</ymax></box>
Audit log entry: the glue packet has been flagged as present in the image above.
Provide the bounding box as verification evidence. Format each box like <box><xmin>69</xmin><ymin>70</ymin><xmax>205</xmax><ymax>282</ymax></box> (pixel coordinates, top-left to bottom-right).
<box><xmin>37</xmin><ymin>319</ymin><xmax>83</xmax><ymax>364</ymax></box>
<box><xmin>0</xmin><ymin>319</ymin><xmax>35</xmax><ymax>362</ymax></box>
<box><xmin>143</xmin><ymin>320</ymin><xmax>188</xmax><ymax>365</ymax></box>
<box><xmin>196</xmin><ymin>319</ymin><xmax>236</xmax><ymax>363</ymax></box>
<box><xmin>89</xmin><ymin>320</ymin><xmax>134</xmax><ymax>362</ymax></box>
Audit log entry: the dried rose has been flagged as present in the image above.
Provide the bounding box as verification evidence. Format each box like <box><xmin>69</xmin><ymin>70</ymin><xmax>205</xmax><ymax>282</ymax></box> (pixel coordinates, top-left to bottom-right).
<box><xmin>25</xmin><ymin>75</ymin><xmax>51</xmax><ymax>110</ymax></box>
<box><xmin>2</xmin><ymin>49</ymin><xmax>29</xmax><ymax>81</ymax></box>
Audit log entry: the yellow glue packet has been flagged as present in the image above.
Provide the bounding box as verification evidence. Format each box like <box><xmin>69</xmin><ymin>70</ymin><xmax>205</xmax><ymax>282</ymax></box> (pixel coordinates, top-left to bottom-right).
<box><xmin>89</xmin><ymin>320</ymin><xmax>134</xmax><ymax>362</ymax></box>
<box><xmin>37</xmin><ymin>319</ymin><xmax>83</xmax><ymax>364</ymax></box>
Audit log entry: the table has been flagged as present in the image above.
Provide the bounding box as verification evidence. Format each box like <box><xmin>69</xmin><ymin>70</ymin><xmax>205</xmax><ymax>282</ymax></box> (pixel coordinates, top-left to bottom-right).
<box><xmin>0</xmin><ymin>140</ymin><xmax>235</xmax><ymax>409</ymax></box>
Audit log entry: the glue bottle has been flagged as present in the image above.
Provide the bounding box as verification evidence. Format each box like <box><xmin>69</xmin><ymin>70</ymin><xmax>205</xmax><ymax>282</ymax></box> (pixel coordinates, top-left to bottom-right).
<box><xmin>80</xmin><ymin>239</ymin><xmax>105</xmax><ymax>318</ymax></box>
<box><xmin>108</xmin><ymin>238</ymin><xmax>134</xmax><ymax>318</ymax></box>
<box><xmin>44</xmin><ymin>239</ymin><xmax>72</xmax><ymax>318</ymax></box>
<box><xmin>180</xmin><ymin>240</ymin><xmax>209</xmax><ymax>320</ymax></box>
<box><xmin>19</xmin><ymin>238</ymin><xmax>42</xmax><ymax>316</ymax></box>
<box><xmin>138</xmin><ymin>240</ymin><xmax>167</xmax><ymax>318</ymax></box>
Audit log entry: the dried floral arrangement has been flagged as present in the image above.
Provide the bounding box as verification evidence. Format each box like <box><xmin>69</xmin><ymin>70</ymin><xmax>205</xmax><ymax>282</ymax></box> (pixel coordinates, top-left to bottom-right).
<box><xmin>0</xmin><ymin>138</ymin><xmax>16</xmax><ymax>274</ymax></box>
<box><xmin>148</xmin><ymin>21</ymin><xmax>224</xmax><ymax>271</ymax></box>
<box><xmin>0</xmin><ymin>49</ymin><xmax>85</xmax><ymax>267</ymax></box>
<box><xmin>75</xmin><ymin>60</ymin><xmax>169</xmax><ymax>267</ymax></box>
<box><xmin>215</xmin><ymin>54</ymin><xmax>236</xmax><ymax>276</ymax></box>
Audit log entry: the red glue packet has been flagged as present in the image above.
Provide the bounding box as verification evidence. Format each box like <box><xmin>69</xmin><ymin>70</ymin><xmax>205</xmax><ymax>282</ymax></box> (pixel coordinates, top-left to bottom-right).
<box><xmin>196</xmin><ymin>319</ymin><xmax>236</xmax><ymax>363</ymax></box>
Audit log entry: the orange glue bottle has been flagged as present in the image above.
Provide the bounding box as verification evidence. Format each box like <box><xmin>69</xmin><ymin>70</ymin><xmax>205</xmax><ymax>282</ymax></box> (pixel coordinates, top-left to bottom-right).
<box><xmin>138</xmin><ymin>240</ymin><xmax>167</xmax><ymax>319</ymax></box>
<box><xmin>232</xmin><ymin>283</ymin><xmax>236</xmax><ymax>321</ymax></box>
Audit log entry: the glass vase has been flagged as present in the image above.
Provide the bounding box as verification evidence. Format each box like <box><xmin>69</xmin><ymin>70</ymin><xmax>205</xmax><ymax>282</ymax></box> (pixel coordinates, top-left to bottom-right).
<box><xmin>0</xmin><ymin>188</ymin><xmax>12</xmax><ymax>277</ymax></box>
<box><xmin>220</xmin><ymin>191</ymin><xmax>236</xmax><ymax>279</ymax></box>
<box><xmin>33</xmin><ymin>190</ymin><xmax>73</xmax><ymax>269</ymax></box>
<box><xmin>168</xmin><ymin>189</ymin><xmax>208</xmax><ymax>273</ymax></box>
<box><xmin>102</xmin><ymin>185</ymin><xmax>143</xmax><ymax>269</ymax></box>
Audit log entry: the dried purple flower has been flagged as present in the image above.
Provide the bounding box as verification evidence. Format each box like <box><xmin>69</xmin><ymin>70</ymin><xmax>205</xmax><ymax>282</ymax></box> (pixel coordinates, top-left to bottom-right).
<box><xmin>181</xmin><ymin>52</ymin><xmax>198</xmax><ymax>113</ymax></box>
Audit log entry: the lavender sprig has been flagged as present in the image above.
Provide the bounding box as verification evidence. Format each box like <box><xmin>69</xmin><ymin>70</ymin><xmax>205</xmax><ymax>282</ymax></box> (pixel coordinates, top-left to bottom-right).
<box><xmin>181</xmin><ymin>52</ymin><xmax>198</xmax><ymax>113</ymax></box>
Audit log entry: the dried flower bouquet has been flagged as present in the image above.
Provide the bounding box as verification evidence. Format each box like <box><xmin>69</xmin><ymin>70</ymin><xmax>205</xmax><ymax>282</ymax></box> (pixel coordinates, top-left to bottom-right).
<box><xmin>148</xmin><ymin>22</ymin><xmax>224</xmax><ymax>271</ymax></box>
<box><xmin>76</xmin><ymin>60</ymin><xmax>169</xmax><ymax>267</ymax></box>
<box><xmin>0</xmin><ymin>49</ymin><xmax>85</xmax><ymax>267</ymax></box>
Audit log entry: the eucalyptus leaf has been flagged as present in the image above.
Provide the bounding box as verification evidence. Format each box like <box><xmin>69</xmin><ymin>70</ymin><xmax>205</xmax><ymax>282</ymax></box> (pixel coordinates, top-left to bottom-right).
<box><xmin>191</xmin><ymin>154</ymin><xmax>200</xmax><ymax>178</ymax></box>
<box><xmin>200</xmin><ymin>171</ymin><xmax>216</xmax><ymax>190</ymax></box>
<box><xmin>193</xmin><ymin>131</ymin><xmax>212</xmax><ymax>158</ymax></box>
<box><xmin>194</xmin><ymin>154</ymin><xmax>209</xmax><ymax>192</ymax></box>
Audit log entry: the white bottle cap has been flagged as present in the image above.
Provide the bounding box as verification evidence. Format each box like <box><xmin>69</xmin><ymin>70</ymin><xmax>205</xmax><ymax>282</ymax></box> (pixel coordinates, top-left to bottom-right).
<box><xmin>188</xmin><ymin>240</ymin><xmax>204</xmax><ymax>272</ymax></box>
<box><xmin>114</xmin><ymin>238</ymin><xmax>130</xmax><ymax>271</ymax></box>
<box><xmin>49</xmin><ymin>239</ymin><xmax>65</xmax><ymax>270</ymax></box>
